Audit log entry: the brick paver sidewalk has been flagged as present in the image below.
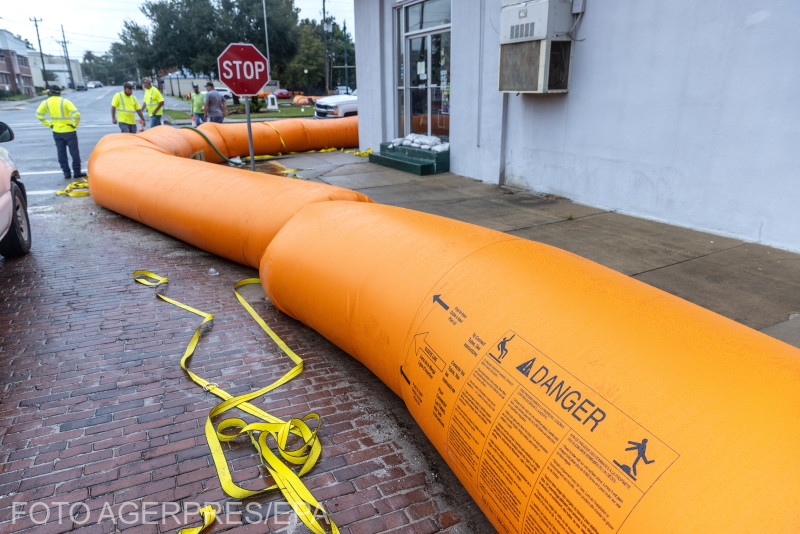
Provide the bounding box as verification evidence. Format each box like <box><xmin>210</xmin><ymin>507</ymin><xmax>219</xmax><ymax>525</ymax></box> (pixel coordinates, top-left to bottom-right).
<box><xmin>0</xmin><ymin>197</ymin><xmax>494</xmax><ymax>533</ymax></box>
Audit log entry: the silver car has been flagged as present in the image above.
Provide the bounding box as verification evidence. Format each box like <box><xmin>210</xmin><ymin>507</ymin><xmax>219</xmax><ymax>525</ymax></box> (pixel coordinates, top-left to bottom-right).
<box><xmin>0</xmin><ymin>122</ymin><xmax>31</xmax><ymax>258</ymax></box>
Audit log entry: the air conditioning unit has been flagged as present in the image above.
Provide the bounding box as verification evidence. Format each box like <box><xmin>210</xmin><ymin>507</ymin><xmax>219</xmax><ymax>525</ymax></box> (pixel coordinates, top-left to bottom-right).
<box><xmin>499</xmin><ymin>0</ymin><xmax>575</xmax><ymax>94</ymax></box>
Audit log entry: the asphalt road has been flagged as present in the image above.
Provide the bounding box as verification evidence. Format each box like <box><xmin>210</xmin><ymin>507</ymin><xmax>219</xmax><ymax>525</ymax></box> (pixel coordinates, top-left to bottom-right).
<box><xmin>1</xmin><ymin>86</ymin><xmax>137</xmax><ymax>209</ymax></box>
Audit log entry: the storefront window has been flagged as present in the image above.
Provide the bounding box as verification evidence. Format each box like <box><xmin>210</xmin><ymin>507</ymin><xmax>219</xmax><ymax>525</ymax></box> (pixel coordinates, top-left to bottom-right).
<box><xmin>406</xmin><ymin>0</ymin><xmax>451</xmax><ymax>32</ymax></box>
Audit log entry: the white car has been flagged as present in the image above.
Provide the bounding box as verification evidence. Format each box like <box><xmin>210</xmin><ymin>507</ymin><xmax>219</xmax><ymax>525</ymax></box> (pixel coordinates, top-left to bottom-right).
<box><xmin>215</xmin><ymin>87</ymin><xmax>234</xmax><ymax>100</ymax></box>
<box><xmin>0</xmin><ymin>122</ymin><xmax>31</xmax><ymax>258</ymax></box>
<box><xmin>203</xmin><ymin>87</ymin><xmax>234</xmax><ymax>101</ymax></box>
<box><xmin>314</xmin><ymin>90</ymin><xmax>358</xmax><ymax>119</ymax></box>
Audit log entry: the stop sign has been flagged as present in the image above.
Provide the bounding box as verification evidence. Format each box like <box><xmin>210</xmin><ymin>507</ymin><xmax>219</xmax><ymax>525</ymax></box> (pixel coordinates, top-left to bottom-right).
<box><xmin>217</xmin><ymin>43</ymin><xmax>270</xmax><ymax>96</ymax></box>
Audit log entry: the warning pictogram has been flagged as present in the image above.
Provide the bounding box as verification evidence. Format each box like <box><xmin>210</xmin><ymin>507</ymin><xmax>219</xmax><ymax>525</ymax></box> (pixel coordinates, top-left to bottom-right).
<box><xmin>614</xmin><ymin>438</ymin><xmax>655</xmax><ymax>481</ymax></box>
<box><xmin>489</xmin><ymin>333</ymin><xmax>516</xmax><ymax>361</ymax></box>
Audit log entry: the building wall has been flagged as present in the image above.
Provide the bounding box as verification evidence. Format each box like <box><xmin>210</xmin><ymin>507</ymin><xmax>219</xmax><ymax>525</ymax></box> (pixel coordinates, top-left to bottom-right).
<box><xmin>0</xmin><ymin>49</ymin><xmax>35</xmax><ymax>95</ymax></box>
<box><xmin>355</xmin><ymin>0</ymin><xmax>800</xmax><ymax>252</ymax></box>
<box><xmin>28</xmin><ymin>55</ymin><xmax>84</xmax><ymax>89</ymax></box>
<box><xmin>355</xmin><ymin>0</ymin><xmax>394</xmax><ymax>151</ymax></box>
<box><xmin>0</xmin><ymin>30</ymin><xmax>37</xmax><ymax>94</ymax></box>
<box><xmin>0</xmin><ymin>51</ymin><xmax>14</xmax><ymax>90</ymax></box>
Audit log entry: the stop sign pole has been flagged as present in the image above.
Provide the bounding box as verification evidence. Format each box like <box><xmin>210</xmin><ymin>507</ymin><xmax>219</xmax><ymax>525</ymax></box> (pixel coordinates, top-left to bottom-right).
<box><xmin>217</xmin><ymin>43</ymin><xmax>270</xmax><ymax>171</ymax></box>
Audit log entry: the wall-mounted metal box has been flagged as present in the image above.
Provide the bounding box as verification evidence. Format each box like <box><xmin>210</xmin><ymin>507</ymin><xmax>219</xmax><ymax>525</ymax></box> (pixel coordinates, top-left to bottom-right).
<box><xmin>499</xmin><ymin>0</ymin><xmax>575</xmax><ymax>94</ymax></box>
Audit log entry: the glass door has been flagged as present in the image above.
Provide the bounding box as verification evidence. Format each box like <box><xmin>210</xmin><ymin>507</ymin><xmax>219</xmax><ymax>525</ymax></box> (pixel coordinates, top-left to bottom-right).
<box><xmin>409</xmin><ymin>36</ymin><xmax>429</xmax><ymax>136</ymax></box>
<box><xmin>396</xmin><ymin>1</ymin><xmax>451</xmax><ymax>140</ymax></box>
<box><xmin>429</xmin><ymin>31</ymin><xmax>450</xmax><ymax>138</ymax></box>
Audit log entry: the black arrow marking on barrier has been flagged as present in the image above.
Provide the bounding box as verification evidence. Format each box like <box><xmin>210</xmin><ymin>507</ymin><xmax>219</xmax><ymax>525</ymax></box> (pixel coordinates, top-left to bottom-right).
<box><xmin>433</xmin><ymin>294</ymin><xmax>449</xmax><ymax>311</ymax></box>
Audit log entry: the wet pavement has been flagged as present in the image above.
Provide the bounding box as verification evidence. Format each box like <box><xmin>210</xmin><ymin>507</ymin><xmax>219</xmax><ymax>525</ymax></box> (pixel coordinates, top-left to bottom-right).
<box><xmin>1</xmin><ymin>132</ymin><xmax>799</xmax><ymax>533</ymax></box>
<box><xmin>0</xmin><ymin>153</ymin><xmax>495</xmax><ymax>533</ymax></box>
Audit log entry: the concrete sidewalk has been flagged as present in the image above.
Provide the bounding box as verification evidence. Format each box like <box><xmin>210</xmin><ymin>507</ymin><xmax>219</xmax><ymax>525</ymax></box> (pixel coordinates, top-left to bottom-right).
<box><xmin>289</xmin><ymin>150</ymin><xmax>800</xmax><ymax>347</ymax></box>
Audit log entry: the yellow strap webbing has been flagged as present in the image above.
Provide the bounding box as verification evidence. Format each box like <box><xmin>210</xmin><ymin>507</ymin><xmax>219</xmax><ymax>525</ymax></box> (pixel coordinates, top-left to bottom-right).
<box><xmin>178</xmin><ymin>505</ymin><xmax>216</xmax><ymax>534</ymax></box>
<box><xmin>345</xmin><ymin>148</ymin><xmax>373</xmax><ymax>157</ymax></box>
<box><xmin>133</xmin><ymin>271</ymin><xmax>339</xmax><ymax>534</ymax></box>
<box><xmin>262</xmin><ymin>122</ymin><xmax>287</xmax><ymax>150</ymax></box>
<box><xmin>56</xmin><ymin>178</ymin><xmax>89</xmax><ymax>197</ymax></box>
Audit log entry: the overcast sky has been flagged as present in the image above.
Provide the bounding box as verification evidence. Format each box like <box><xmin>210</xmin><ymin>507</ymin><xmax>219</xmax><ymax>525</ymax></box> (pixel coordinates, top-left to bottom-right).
<box><xmin>2</xmin><ymin>0</ymin><xmax>355</xmax><ymax>59</ymax></box>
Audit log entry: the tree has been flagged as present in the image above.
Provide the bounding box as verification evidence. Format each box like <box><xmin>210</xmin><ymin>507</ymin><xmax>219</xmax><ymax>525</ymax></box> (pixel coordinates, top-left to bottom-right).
<box><xmin>282</xmin><ymin>20</ymin><xmax>325</xmax><ymax>92</ymax></box>
<box><xmin>82</xmin><ymin>51</ymin><xmax>97</xmax><ymax>81</ymax></box>
<box><xmin>119</xmin><ymin>0</ymin><xmax>300</xmax><ymax>81</ymax></box>
<box><xmin>141</xmin><ymin>0</ymin><xmax>217</xmax><ymax>75</ymax></box>
<box><xmin>107</xmin><ymin>42</ymin><xmax>139</xmax><ymax>84</ymax></box>
<box><xmin>326</xmin><ymin>20</ymin><xmax>356</xmax><ymax>89</ymax></box>
<box><xmin>105</xmin><ymin>0</ymin><xmax>331</xmax><ymax>90</ymax></box>
<box><xmin>118</xmin><ymin>20</ymin><xmax>160</xmax><ymax>75</ymax></box>
<box><xmin>215</xmin><ymin>0</ymin><xmax>300</xmax><ymax>79</ymax></box>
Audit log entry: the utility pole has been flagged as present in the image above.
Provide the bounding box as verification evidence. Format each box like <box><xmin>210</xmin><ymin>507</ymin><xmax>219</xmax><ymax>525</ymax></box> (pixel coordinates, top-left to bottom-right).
<box><xmin>29</xmin><ymin>17</ymin><xmax>49</xmax><ymax>89</ymax></box>
<box><xmin>58</xmin><ymin>25</ymin><xmax>75</xmax><ymax>89</ymax></box>
<box><xmin>343</xmin><ymin>21</ymin><xmax>349</xmax><ymax>90</ymax></box>
<box><xmin>323</xmin><ymin>0</ymin><xmax>329</xmax><ymax>93</ymax></box>
<box><xmin>262</xmin><ymin>0</ymin><xmax>271</xmax><ymax>81</ymax></box>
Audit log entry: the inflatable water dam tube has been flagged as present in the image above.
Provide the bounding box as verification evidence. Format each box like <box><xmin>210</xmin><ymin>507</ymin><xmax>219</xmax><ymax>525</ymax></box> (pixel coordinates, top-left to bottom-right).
<box><xmin>88</xmin><ymin>117</ymin><xmax>370</xmax><ymax>267</ymax></box>
<box><xmin>261</xmin><ymin>201</ymin><xmax>800</xmax><ymax>533</ymax></box>
<box><xmin>293</xmin><ymin>95</ymin><xmax>323</xmax><ymax>105</ymax></box>
<box><xmin>89</xmin><ymin>119</ymin><xmax>800</xmax><ymax>532</ymax></box>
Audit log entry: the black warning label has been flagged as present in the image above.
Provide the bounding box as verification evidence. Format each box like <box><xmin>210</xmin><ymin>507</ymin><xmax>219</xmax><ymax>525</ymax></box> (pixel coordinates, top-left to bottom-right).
<box><xmin>402</xmin><ymin>298</ymin><xmax>679</xmax><ymax>534</ymax></box>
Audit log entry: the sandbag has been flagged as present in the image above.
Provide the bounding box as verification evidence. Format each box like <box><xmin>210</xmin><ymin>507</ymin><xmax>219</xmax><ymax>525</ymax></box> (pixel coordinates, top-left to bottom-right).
<box><xmin>88</xmin><ymin>118</ymin><xmax>369</xmax><ymax>267</ymax></box>
<box><xmin>260</xmin><ymin>201</ymin><xmax>800</xmax><ymax>533</ymax></box>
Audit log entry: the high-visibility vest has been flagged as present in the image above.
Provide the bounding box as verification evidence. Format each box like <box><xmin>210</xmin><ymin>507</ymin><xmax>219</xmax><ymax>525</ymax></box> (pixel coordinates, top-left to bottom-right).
<box><xmin>190</xmin><ymin>92</ymin><xmax>205</xmax><ymax>114</ymax></box>
<box><xmin>144</xmin><ymin>87</ymin><xmax>164</xmax><ymax>116</ymax></box>
<box><xmin>112</xmin><ymin>92</ymin><xmax>141</xmax><ymax>124</ymax></box>
<box><xmin>36</xmin><ymin>96</ymin><xmax>80</xmax><ymax>133</ymax></box>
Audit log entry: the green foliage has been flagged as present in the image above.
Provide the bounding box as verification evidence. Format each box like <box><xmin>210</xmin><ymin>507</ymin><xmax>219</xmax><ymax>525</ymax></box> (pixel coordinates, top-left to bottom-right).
<box><xmin>0</xmin><ymin>89</ymin><xmax>22</xmax><ymax>100</ymax></box>
<box><xmin>326</xmin><ymin>20</ymin><xmax>356</xmax><ymax>90</ymax></box>
<box><xmin>215</xmin><ymin>0</ymin><xmax>300</xmax><ymax>78</ymax></box>
<box><xmin>86</xmin><ymin>1</ymin><xmax>355</xmax><ymax>93</ymax></box>
<box><xmin>283</xmin><ymin>20</ymin><xmax>325</xmax><ymax>93</ymax></box>
<box><xmin>82</xmin><ymin>51</ymin><xmax>98</xmax><ymax>81</ymax></box>
<box><xmin>164</xmin><ymin>109</ymin><xmax>191</xmax><ymax>120</ymax></box>
<box><xmin>228</xmin><ymin>104</ymin><xmax>314</xmax><ymax>119</ymax></box>
<box><xmin>116</xmin><ymin>0</ymin><xmax>301</xmax><ymax>80</ymax></box>
<box><xmin>142</xmin><ymin>0</ymin><xmax>217</xmax><ymax>75</ymax></box>
<box><xmin>108</xmin><ymin>42</ymin><xmax>140</xmax><ymax>83</ymax></box>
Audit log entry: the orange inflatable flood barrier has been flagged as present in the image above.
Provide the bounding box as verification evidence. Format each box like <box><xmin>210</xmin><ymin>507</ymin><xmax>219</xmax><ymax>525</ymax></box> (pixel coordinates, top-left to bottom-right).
<box><xmin>293</xmin><ymin>95</ymin><xmax>323</xmax><ymax>105</ymax></box>
<box><xmin>88</xmin><ymin>117</ymin><xmax>370</xmax><ymax>267</ymax></box>
<box><xmin>89</xmin><ymin>120</ymin><xmax>800</xmax><ymax>532</ymax></box>
<box><xmin>261</xmin><ymin>201</ymin><xmax>800</xmax><ymax>533</ymax></box>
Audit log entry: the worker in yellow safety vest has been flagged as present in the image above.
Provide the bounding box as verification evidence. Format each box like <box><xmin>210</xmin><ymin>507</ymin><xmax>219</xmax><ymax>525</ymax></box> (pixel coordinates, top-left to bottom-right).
<box><xmin>190</xmin><ymin>84</ymin><xmax>205</xmax><ymax>125</ymax></box>
<box><xmin>111</xmin><ymin>82</ymin><xmax>146</xmax><ymax>133</ymax></box>
<box><xmin>36</xmin><ymin>85</ymin><xmax>85</xmax><ymax>180</ymax></box>
<box><xmin>142</xmin><ymin>77</ymin><xmax>165</xmax><ymax>128</ymax></box>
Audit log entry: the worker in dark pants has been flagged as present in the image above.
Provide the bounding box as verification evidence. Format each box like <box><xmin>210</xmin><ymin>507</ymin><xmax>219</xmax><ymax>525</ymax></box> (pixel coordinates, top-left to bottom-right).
<box><xmin>35</xmin><ymin>85</ymin><xmax>85</xmax><ymax>179</ymax></box>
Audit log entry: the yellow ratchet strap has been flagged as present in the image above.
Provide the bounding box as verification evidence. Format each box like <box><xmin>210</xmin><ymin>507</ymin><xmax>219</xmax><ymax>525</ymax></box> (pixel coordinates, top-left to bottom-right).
<box><xmin>56</xmin><ymin>178</ymin><xmax>90</xmax><ymax>197</ymax></box>
<box><xmin>262</xmin><ymin>122</ymin><xmax>287</xmax><ymax>150</ymax></box>
<box><xmin>345</xmin><ymin>148</ymin><xmax>373</xmax><ymax>157</ymax></box>
<box><xmin>132</xmin><ymin>271</ymin><xmax>339</xmax><ymax>534</ymax></box>
<box><xmin>178</xmin><ymin>505</ymin><xmax>216</xmax><ymax>534</ymax></box>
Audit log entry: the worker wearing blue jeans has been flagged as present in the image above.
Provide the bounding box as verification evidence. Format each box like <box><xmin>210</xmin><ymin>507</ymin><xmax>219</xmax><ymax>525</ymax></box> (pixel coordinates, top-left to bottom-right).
<box><xmin>35</xmin><ymin>85</ymin><xmax>85</xmax><ymax>179</ymax></box>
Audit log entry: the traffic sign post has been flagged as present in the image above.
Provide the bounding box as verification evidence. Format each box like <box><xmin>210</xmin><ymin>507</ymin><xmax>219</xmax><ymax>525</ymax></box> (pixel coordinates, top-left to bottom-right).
<box><xmin>217</xmin><ymin>43</ymin><xmax>271</xmax><ymax>171</ymax></box>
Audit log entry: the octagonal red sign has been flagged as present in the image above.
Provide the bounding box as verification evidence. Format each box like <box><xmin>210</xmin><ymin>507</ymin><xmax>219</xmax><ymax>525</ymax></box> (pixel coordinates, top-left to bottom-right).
<box><xmin>217</xmin><ymin>43</ymin><xmax>270</xmax><ymax>96</ymax></box>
